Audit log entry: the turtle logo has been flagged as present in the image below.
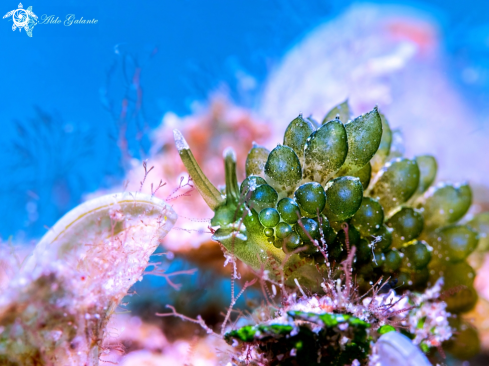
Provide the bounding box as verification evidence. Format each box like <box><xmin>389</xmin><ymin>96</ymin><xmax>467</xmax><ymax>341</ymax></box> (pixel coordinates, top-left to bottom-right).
<box><xmin>3</xmin><ymin>3</ymin><xmax>38</xmax><ymax>37</ymax></box>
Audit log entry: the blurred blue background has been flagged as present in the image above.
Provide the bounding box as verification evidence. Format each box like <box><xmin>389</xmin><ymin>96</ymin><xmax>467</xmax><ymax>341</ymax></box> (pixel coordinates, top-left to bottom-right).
<box><xmin>1</xmin><ymin>0</ymin><xmax>489</xmax><ymax>241</ymax></box>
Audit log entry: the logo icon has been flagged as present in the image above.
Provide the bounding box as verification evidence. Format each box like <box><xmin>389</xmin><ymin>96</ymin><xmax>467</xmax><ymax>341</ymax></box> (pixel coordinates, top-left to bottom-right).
<box><xmin>3</xmin><ymin>3</ymin><xmax>37</xmax><ymax>37</ymax></box>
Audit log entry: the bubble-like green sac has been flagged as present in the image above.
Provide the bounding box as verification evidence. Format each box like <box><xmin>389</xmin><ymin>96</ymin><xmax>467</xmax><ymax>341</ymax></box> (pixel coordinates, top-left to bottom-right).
<box><xmin>386</xmin><ymin>207</ymin><xmax>424</xmax><ymax>249</ymax></box>
<box><xmin>259</xmin><ymin>208</ymin><xmax>280</xmax><ymax>228</ymax></box>
<box><xmin>334</xmin><ymin>224</ymin><xmax>361</xmax><ymax>249</ymax></box>
<box><xmin>370</xmin><ymin>113</ymin><xmax>392</xmax><ymax>173</ymax></box>
<box><xmin>294</xmin><ymin>182</ymin><xmax>326</xmax><ymax>216</ymax></box>
<box><xmin>303</xmin><ymin>120</ymin><xmax>348</xmax><ymax>183</ymax></box>
<box><xmin>350</xmin><ymin>197</ymin><xmax>384</xmax><ymax>237</ymax></box>
<box><xmin>264</xmin><ymin>227</ymin><xmax>274</xmax><ymax>237</ymax></box>
<box><xmin>303</xmin><ymin>242</ymin><xmax>321</xmax><ymax>255</ymax></box>
<box><xmin>368</xmin><ymin>158</ymin><xmax>420</xmax><ymax>214</ymax></box>
<box><xmin>245</xmin><ymin>144</ymin><xmax>270</xmax><ymax>177</ymax></box>
<box><xmin>357</xmin><ymin>262</ymin><xmax>374</xmax><ymax>277</ymax></box>
<box><xmin>272</xmin><ymin>238</ymin><xmax>283</xmax><ymax>249</ymax></box>
<box><xmin>337</xmin><ymin>107</ymin><xmax>383</xmax><ymax>176</ymax></box>
<box><xmin>323</xmin><ymin>176</ymin><xmax>363</xmax><ymax>222</ymax></box>
<box><xmin>264</xmin><ymin>145</ymin><xmax>302</xmax><ymax>195</ymax></box>
<box><xmin>434</xmin><ymin>225</ymin><xmax>479</xmax><ymax>263</ymax></box>
<box><xmin>436</xmin><ymin>261</ymin><xmax>475</xmax><ymax>288</ymax></box>
<box><xmin>323</xmin><ymin>100</ymin><xmax>351</xmax><ymax>124</ymax></box>
<box><xmin>250</xmin><ymin>184</ymin><xmax>278</xmax><ymax>212</ymax></box>
<box><xmin>240</xmin><ymin>175</ymin><xmax>267</xmax><ymax>196</ymax></box>
<box><xmin>414</xmin><ymin>155</ymin><xmax>437</xmax><ymax>195</ymax></box>
<box><xmin>351</xmin><ymin>162</ymin><xmax>372</xmax><ymax>190</ymax></box>
<box><xmin>242</xmin><ymin>207</ymin><xmax>263</xmax><ymax>232</ymax></box>
<box><xmin>212</xmin><ymin>204</ymin><xmax>241</xmax><ymax>227</ymax></box>
<box><xmin>283</xmin><ymin>114</ymin><xmax>316</xmax><ymax>160</ymax></box>
<box><xmin>444</xmin><ymin>319</ymin><xmax>481</xmax><ymax>358</ymax></box>
<box><xmin>382</xmin><ymin>249</ymin><xmax>402</xmax><ymax>272</ymax></box>
<box><xmin>422</xmin><ymin>183</ymin><xmax>472</xmax><ymax>229</ymax></box>
<box><xmin>328</xmin><ymin>241</ymin><xmax>344</xmax><ymax>261</ymax></box>
<box><xmin>356</xmin><ymin>239</ymin><xmax>372</xmax><ymax>263</ymax></box>
<box><xmin>451</xmin><ymin>288</ymin><xmax>479</xmax><ymax>310</ymax></box>
<box><xmin>434</xmin><ymin>262</ymin><xmax>478</xmax><ymax>313</ymax></box>
<box><xmin>285</xmin><ymin>232</ymin><xmax>301</xmax><ymax>250</ymax></box>
<box><xmin>295</xmin><ymin>217</ymin><xmax>319</xmax><ymax>242</ymax></box>
<box><xmin>306</xmin><ymin>116</ymin><xmax>320</xmax><ymax>129</ymax></box>
<box><xmin>467</xmin><ymin>212</ymin><xmax>489</xmax><ymax>252</ymax></box>
<box><xmin>411</xmin><ymin>268</ymin><xmax>430</xmax><ymax>289</ymax></box>
<box><xmin>402</xmin><ymin>241</ymin><xmax>431</xmax><ymax>269</ymax></box>
<box><xmin>373</xmin><ymin>252</ymin><xmax>386</xmax><ymax>268</ymax></box>
<box><xmin>397</xmin><ymin>271</ymin><xmax>411</xmax><ymax>287</ymax></box>
<box><xmin>276</xmin><ymin>222</ymin><xmax>293</xmax><ymax>239</ymax></box>
<box><xmin>277</xmin><ymin>198</ymin><xmax>301</xmax><ymax>224</ymax></box>
<box><xmin>373</xmin><ymin>225</ymin><xmax>393</xmax><ymax>253</ymax></box>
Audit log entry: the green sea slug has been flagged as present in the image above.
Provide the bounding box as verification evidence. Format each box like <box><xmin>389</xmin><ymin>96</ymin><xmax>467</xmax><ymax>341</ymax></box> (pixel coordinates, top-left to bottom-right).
<box><xmin>175</xmin><ymin>101</ymin><xmax>489</xmax><ymax>362</ymax></box>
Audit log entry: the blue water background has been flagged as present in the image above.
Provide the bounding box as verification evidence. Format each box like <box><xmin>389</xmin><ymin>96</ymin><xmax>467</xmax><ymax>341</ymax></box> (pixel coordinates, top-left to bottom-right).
<box><xmin>1</xmin><ymin>0</ymin><xmax>488</xmax><ymax>240</ymax></box>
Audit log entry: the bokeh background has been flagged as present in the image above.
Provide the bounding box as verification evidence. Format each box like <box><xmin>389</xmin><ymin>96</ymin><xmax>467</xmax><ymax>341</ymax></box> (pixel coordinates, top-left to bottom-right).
<box><xmin>1</xmin><ymin>0</ymin><xmax>489</xmax><ymax>364</ymax></box>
